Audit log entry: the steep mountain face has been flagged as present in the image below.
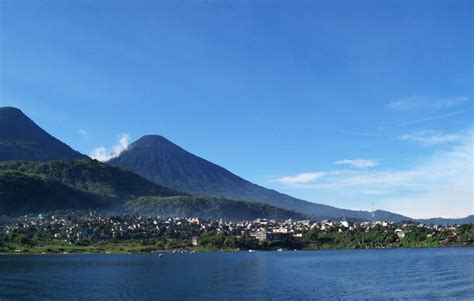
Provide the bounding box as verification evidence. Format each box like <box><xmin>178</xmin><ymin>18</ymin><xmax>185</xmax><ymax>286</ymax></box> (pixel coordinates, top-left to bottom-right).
<box><xmin>0</xmin><ymin>107</ymin><xmax>86</xmax><ymax>161</ymax></box>
<box><xmin>109</xmin><ymin>135</ymin><xmax>264</xmax><ymax>196</ymax></box>
<box><xmin>108</xmin><ymin>135</ymin><xmax>410</xmax><ymax>221</ymax></box>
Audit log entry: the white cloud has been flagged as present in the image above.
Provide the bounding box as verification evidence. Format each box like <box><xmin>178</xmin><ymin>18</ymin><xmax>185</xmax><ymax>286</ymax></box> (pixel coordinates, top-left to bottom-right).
<box><xmin>398</xmin><ymin>131</ymin><xmax>462</xmax><ymax>146</ymax></box>
<box><xmin>77</xmin><ymin>129</ymin><xmax>88</xmax><ymax>138</ymax></box>
<box><xmin>270</xmin><ymin>172</ymin><xmax>326</xmax><ymax>186</ymax></box>
<box><xmin>335</xmin><ymin>159</ymin><xmax>379</xmax><ymax>169</ymax></box>
<box><xmin>270</xmin><ymin>129</ymin><xmax>473</xmax><ymax>218</ymax></box>
<box><xmin>388</xmin><ymin>96</ymin><xmax>469</xmax><ymax>111</ymax></box>
<box><xmin>90</xmin><ymin>133</ymin><xmax>130</xmax><ymax>162</ymax></box>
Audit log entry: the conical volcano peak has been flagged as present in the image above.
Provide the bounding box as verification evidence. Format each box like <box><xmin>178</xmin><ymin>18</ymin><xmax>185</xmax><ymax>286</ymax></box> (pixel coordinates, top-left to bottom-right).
<box><xmin>133</xmin><ymin>135</ymin><xmax>174</xmax><ymax>145</ymax></box>
<box><xmin>0</xmin><ymin>107</ymin><xmax>33</xmax><ymax>127</ymax></box>
<box><xmin>127</xmin><ymin>135</ymin><xmax>185</xmax><ymax>153</ymax></box>
<box><xmin>0</xmin><ymin>106</ymin><xmax>24</xmax><ymax>115</ymax></box>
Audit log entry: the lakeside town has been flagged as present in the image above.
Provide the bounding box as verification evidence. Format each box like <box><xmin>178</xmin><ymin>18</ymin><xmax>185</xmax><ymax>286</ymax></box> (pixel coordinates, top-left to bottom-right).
<box><xmin>1</xmin><ymin>212</ymin><xmax>472</xmax><ymax>254</ymax></box>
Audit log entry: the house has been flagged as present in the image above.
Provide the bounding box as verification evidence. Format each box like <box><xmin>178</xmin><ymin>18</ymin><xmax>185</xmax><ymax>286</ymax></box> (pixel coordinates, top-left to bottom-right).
<box><xmin>251</xmin><ymin>229</ymin><xmax>268</xmax><ymax>241</ymax></box>
<box><xmin>340</xmin><ymin>221</ymin><xmax>349</xmax><ymax>228</ymax></box>
<box><xmin>395</xmin><ymin>229</ymin><xmax>405</xmax><ymax>239</ymax></box>
<box><xmin>189</xmin><ymin>218</ymin><xmax>201</xmax><ymax>225</ymax></box>
<box><xmin>273</xmin><ymin>227</ymin><xmax>289</xmax><ymax>234</ymax></box>
<box><xmin>192</xmin><ymin>236</ymin><xmax>199</xmax><ymax>246</ymax></box>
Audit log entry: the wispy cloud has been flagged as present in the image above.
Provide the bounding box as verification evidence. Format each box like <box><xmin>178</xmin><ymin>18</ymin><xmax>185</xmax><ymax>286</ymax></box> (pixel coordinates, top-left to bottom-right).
<box><xmin>90</xmin><ymin>133</ymin><xmax>130</xmax><ymax>162</ymax></box>
<box><xmin>398</xmin><ymin>130</ymin><xmax>462</xmax><ymax>146</ymax></box>
<box><xmin>388</xmin><ymin>96</ymin><xmax>469</xmax><ymax>111</ymax></box>
<box><xmin>378</xmin><ymin>110</ymin><xmax>468</xmax><ymax>130</ymax></box>
<box><xmin>270</xmin><ymin>172</ymin><xmax>326</xmax><ymax>186</ymax></box>
<box><xmin>335</xmin><ymin>159</ymin><xmax>379</xmax><ymax>169</ymax></box>
<box><xmin>77</xmin><ymin>129</ymin><xmax>88</xmax><ymax>138</ymax></box>
<box><xmin>270</xmin><ymin>129</ymin><xmax>473</xmax><ymax>218</ymax></box>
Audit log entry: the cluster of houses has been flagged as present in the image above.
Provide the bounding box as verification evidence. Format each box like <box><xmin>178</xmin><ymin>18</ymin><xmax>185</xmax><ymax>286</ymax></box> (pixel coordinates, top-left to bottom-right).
<box><xmin>3</xmin><ymin>213</ymin><xmax>461</xmax><ymax>245</ymax></box>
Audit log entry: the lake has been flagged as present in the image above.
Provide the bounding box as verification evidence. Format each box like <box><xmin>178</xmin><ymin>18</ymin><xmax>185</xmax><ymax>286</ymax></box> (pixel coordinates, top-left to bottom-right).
<box><xmin>1</xmin><ymin>248</ymin><xmax>473</xmax><ymax>300</ymax></box>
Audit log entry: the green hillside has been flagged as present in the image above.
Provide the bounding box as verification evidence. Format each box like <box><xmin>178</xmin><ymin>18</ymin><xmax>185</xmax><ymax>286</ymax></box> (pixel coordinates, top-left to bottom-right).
<box><xmin>126</xmin><ymin>195</ymin><xmax>307</xmax><ymax>221</ymax></box>
<box><xmin>0</xmin><ymin>159</ymin><xmax>177</xmax><ymax>200</ymax></box>
<box><xmin>0</xmin><ymin>170</ymin><xmax>108</xmax><ymax>215</ymax></box>
<box><xmin>0</xmin><ymin>159</ymin><xmax>179</xmax><ymax>216</ymax></box>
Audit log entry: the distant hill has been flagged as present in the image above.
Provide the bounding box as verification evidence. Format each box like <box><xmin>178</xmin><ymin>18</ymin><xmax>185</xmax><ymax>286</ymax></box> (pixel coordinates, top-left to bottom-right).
<box><xmin>0</xmin><ymin>107</ymin><xmax>87</xmax><ymax>161</ymax></box>
<box><xmin>0</xmin><ymin>159</ymin><xmax>179</xmax><ymax>215</ymax></box>
<box><xmin>126</xmin><ymin>196</ymin><xmax>307</xmax><ymax>221</ymax></box>
<box><xmin>418</xmin><ymin>215</ymin><xmax>474</xmax><ymax>226</ymax></box>
<box><xmin>108</xmin><ymin>135</ymin><xmax>410</xmax><ymax>221</ymax></box>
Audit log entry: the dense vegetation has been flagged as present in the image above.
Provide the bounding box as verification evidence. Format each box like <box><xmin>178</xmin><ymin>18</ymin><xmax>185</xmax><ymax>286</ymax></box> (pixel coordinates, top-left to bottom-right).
<box><xmin>0</xmin><ymin>160</ymin><xmax>179</xmax><ymax>215</ymax></box>
<box><xmin>0</xmin><ymin>171</ymin><xmax>107</xmax><ymax>215</ymax></box>
<box><xmin>0</xmin><ymin>107</ymin><xmax>86</xmax><ymax>161</ymax></box>
<box><xmin>196</xmin><ymin>233</ymin><xmax>302</xmax><ymax>251</ymax></box>
<box><xmin>108</xmin><ymin>135</ymin><xmax>409</xmax><ymax>221</ymax></box>
<box><xmin>126</xmin><ymin>195</ymin><xmax>307</xmax><ymax>221</ymax></box>
<box><xmin>302</xmin><ymin>225</ymin><xmax>432</xmax><ymax>249</ymax></box>
<box><xmin>0</xmin><ymin>159</ymin><xmax>177</xmax><ymax>199</ymax></box>
<box><xmin>197</xmin><ymin>224</ymin><xmax>474</xmax><ymax>251</ymax></box>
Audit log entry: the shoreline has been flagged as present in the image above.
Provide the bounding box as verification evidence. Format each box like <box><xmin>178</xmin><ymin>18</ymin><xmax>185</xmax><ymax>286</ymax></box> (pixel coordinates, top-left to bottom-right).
<box><xmin>1</xmin><ymin>244</ymin><xmax>472</xmax><ymax>256</ymax></box>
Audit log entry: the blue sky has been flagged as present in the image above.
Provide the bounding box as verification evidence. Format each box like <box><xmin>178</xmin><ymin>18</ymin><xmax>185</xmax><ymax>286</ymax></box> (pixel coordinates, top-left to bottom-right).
<box><xmin>1</xmin><ymin>1</ymin><xmax>472</xmax><ymax>218</ymax></box>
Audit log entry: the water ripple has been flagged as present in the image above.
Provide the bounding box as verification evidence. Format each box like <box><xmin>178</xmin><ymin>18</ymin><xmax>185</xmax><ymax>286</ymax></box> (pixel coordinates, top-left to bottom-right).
<box><xmin>0</xmin><ymin>248</ymin><xmax>473</xmax><ymax>300</ymax></box>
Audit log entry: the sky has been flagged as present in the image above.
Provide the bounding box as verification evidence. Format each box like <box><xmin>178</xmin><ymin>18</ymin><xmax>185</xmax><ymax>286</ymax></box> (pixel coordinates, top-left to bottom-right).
<box><xmin>1</xmin><ymin>0</ymin><xmax>472</xmax><ymax>218</ymax></box>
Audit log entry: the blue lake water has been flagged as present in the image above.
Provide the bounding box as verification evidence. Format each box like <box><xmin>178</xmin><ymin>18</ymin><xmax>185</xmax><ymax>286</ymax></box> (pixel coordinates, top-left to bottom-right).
<box><xmin>0</xmin><ymin>248</ymin><xmax>473</xmax><ymax>300</ymax></box>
